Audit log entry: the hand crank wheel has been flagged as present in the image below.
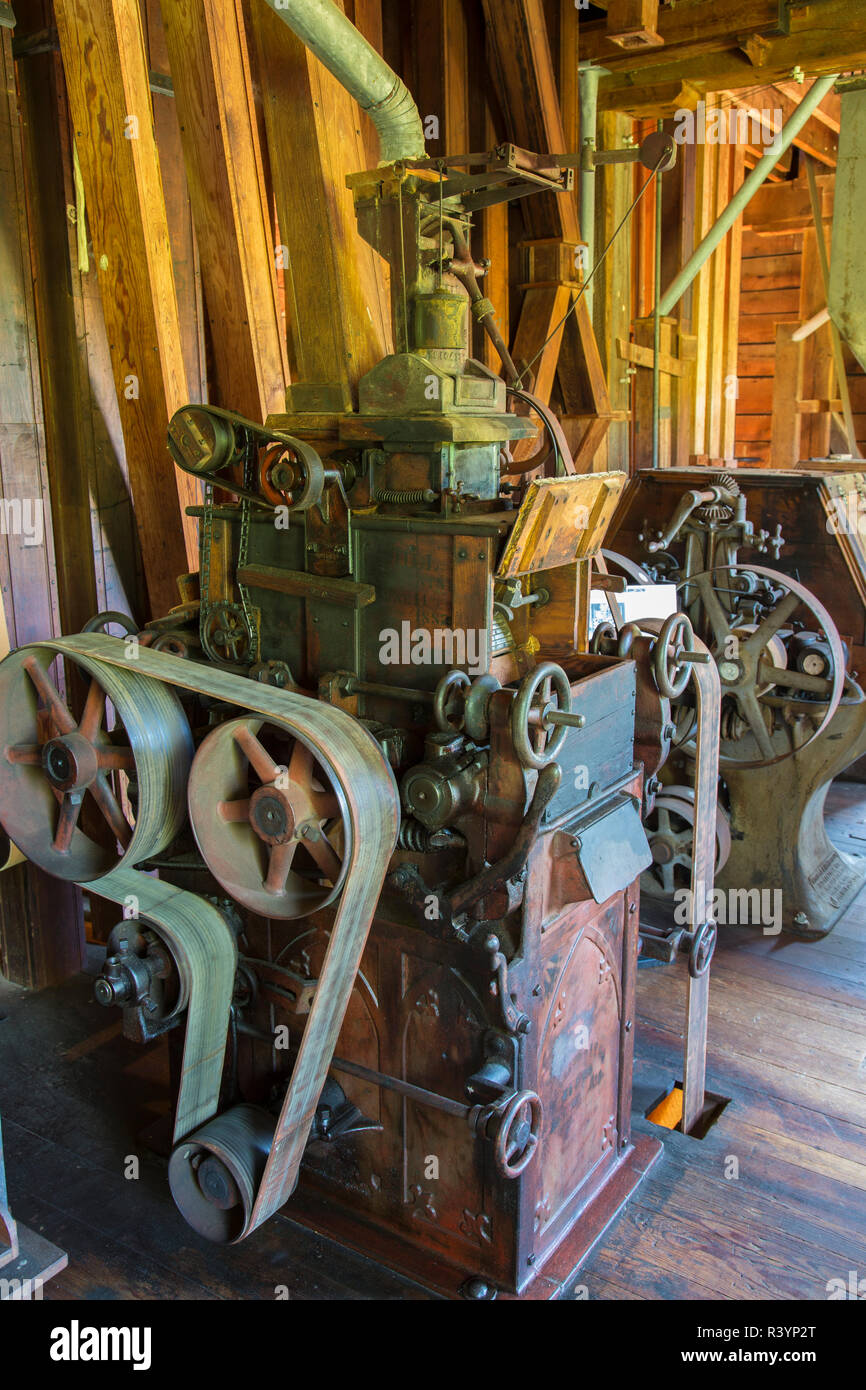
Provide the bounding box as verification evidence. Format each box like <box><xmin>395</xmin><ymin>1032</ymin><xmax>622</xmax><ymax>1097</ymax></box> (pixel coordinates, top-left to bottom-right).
<box><xmin>490</xmin><ymin>1090</ymin><xmax>543</xmax><ymax>1179</ymax></box>
<box><xmin>511</xmin><ymin>662</ymin><xmax>573</xmax><ymax>771</ymax></box>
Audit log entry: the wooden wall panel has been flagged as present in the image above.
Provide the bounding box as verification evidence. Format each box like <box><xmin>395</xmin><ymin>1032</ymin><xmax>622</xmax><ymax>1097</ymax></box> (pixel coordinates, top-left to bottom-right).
<box><xmin>160</xmin><ymin>0</ymin><xmax>287</xmax><ymax>422</ymax></box>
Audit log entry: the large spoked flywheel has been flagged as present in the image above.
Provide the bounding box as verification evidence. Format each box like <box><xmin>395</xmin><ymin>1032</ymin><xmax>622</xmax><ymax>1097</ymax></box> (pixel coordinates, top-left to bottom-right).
<box><xmin>0</xmin><ymin>643</ymin><xmax>193</xmax><ymax>880</ymax></box>
<box><xmin>188</xmin><ymin>716</ymin><xmax>351</xmax><ymax>919</ymax></box>
<box><xmin>676</xmin><ymin>563</ymin><xmax>845</xmax><ymax>769</ymax></box>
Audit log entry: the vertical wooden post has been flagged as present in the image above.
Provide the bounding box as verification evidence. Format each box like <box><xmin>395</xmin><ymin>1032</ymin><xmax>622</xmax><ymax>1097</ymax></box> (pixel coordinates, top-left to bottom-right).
<box><xmin>799</xmin><ymin>228</ymin><xmax>834</xmax><ymax>459</ymax></box>
<box><xmin>596</xmin><ymin>111</ymin><xmax>633</xmax><ymax>472</ymax></box>
<box><xmin>721</xmin><ymin>144</ymin><xmax>745</xmax><ymax>460</ymax></box>
<box><xmin>14</xmin><ymin>3</ymin><xmax>99</xmax><ymax>640</ymax></box>
<box><xmin>770</xmin><ymin>324</ymin><xmax>803</xmax><ymax>467</ymax></box>
<box><xmin>54</xmin><ymin>0</ymin><xmax>198</xmax><ymax>615</ymax></box>
<box><xmin>706</xmin><ymin>138</ymin><xmax>731</xmax><ymax>458</ymax></box>
<box><xmin>246</xmin><ymin>0</ymin><xmax>390</xmax><ymax>413</ymax></box>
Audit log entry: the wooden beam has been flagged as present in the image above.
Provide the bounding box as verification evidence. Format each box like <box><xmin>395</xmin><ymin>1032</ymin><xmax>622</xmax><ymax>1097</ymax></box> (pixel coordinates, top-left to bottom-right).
<box><xmin>770</xmin><ymin>324</ymin><xmax>802</xmax><ymax>467</ymax></box>
<box><xmin>481</xmin><ymin>0</ymin><xmax>578</xmax><ymax>242</ymax></box>
<box><xmin>598</xmin><ymin>9</ymin><xmax>864</xmax><ymax>112</ymax></box>
<box><xmin>144</xmin><ymin>0</ymin><xmax>208</xmax><ymax>405</ymax></box>
<box><xmin>512</xmin><ymin>284</ymin><xmax>571</xmax><ymax>403</ymax></box>
<box><xmin>581</xmin><ymin>0</ymin><xmax>783</xmax><ymax>67</ymax></box>
<box><xmin>410</xmin><ymin>0</ymin><xmax>470</xmax><ymax>157</ymax></box>
<box><xmin>617</xmin><ymin>337</ymin><xmax>685</xmax><ymax>377</ymax></box>
<box><xmin>595</xmin><ymin>110</ymin><xmax>633</xmax><ymax>471</ymax></box>
<box><xmin>247</xmin><ymin>0</ymin><xmax>389</xmax><ymax>412</ymax></box>
<box><xmin>14</xmin><ymin>3</ymin><xmax>98</xmax><ymax>637</ymax></box>
<box><xmin>722</xmin><ymin>86</ymin><xmax>838</xmax><ymax>168</ymax></box>
<box><xmin>160</xmin><ymin>0</ymin><xmax>287</xmax><ymax>423</ymax></box>
<box><xmin>799</xmin><ymin>229</ymin><xmax>834</xmax><ymax>459</ymax></box>
<box><xmin>54</xmin><ymin>0</ymin><xmax>197</xmax><ymax>616</ymax></box>
<box><xmin>344</xmin><ymin>0</ymin><xmax>385</xmax><ymax>169</ymax></box>
<box><xmin>0</xmin><ymin>27</ymin><xmax>85</xmax><ymax>988</ymax></box>
<box><xmin>721</xmin><ymin>143</ymin><xmax>745</xmax><ymax>459</ymax></box>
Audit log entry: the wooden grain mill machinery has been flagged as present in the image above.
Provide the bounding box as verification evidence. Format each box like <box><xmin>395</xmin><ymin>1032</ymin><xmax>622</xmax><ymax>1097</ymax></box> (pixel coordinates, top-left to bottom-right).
<box><xmin>0</xmin><ymin>1</ymin><xmax>722</xmax><ymax>1299</ymax></box>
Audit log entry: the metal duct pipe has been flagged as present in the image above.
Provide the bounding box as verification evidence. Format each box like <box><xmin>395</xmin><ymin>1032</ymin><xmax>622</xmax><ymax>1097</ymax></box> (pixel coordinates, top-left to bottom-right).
<box><xmin>262</xmin><ymin>0</ymin><xmax>425</xmax><ymax>164</ymax></box>
<box><xmin>578</xmin><ymin>65</ymin><xmax>603</xmax><ymax>317</ymax></box>
<box><xmin>658</xmin><ymin>73</ymin><xmax>839</xmax><ymax>317</ymax></box>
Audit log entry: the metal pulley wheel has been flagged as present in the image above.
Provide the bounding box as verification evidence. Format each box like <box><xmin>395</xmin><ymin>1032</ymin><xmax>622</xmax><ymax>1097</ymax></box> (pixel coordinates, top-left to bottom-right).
<box><xmin>168</xmin><ymin>1104</ymin><xmax>274</xmax><ymax>1244</ymax></box>
<box><xmin>0</xmin><ymin>643</ymin><xmax>192</xmax><ymax>880</ymax></box>
<box><xmin>201</xmin><ymin>601</ymin><xmax>254</xmax><ymax>666</ymax></box>
<box><xmin>600</xmin><ymin>548</ymin><xmax>653</xmax><ymax>585</ymax></box>
<box><xmin>589</xmin><ymin>621</ymin><xmax>617</xmax><ymax>654</ymax></box>
<box><xmin>510</xmin><ymin>662</ymin><xmax>584</xmax><ymax>770</ymax></box>
<box><xmin>187</xmin><ymin>715</ymin><xmax>351</xmax><ymax>919</ymax></box>
<box><xmin>83</xmin><ymin>611</ymin><xmax>138</xmax><ymax>637</ymax></box>
<box><xmin>643</xmin><ymin>785</ymin><xmax>732</xmax><ymax>901</ymax></box>
<box><xmin>257</xmin><ymin>441</ymin><xmax>325</xmax><ymax>511</ymax></box>
<box><xmin>677</xmin><ymin>562</ymin><xmax>845</xmax><ymax>768</ymax></box>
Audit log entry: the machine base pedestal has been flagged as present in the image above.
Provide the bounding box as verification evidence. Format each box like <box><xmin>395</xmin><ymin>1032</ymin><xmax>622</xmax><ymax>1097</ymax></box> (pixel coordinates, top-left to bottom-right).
<box><xmin>0</xmin><ymin>1222</ymin><xmax>67</xmax><ymax>1298</ymax></box>
<box><xmin>286</xmin><ymin>1131</ymin><xmax>663</xmax><ymax>1301</ymax></box>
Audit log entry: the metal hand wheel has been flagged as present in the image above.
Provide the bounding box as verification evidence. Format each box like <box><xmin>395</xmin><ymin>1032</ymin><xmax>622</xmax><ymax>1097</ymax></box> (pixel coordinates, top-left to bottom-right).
<box><xmin>510</xmin><ymin>662</ymin><xmax>584</xmax><ymax>770</ymax></box>
<box><xmin>687</xmin><ymin>919</ymin><xmax>717</xmax><ymax>978</ymax></box>
<box><xmin>653</xmin><ymin>612</ymin><xmax>700</xmax><ymax>699</ymax></box>
<box><xmin>489</xmin><ymin>1090</ymin><xmax>543</xmax><ymax>1178</ymax></box>
<box><xmin>433</xmin><ymin>670</ymin><xmax>471</xmax><ymax>733</ymax></box>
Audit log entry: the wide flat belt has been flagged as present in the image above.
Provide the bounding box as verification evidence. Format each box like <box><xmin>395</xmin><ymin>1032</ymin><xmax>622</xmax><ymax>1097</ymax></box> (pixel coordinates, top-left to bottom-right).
<box><xmin>682</xmin><ymin>642</ymin><xmax>721</xmax><ymax>1136</ymax></box>
<box><xmin>80</xmin><ymin>865</ymin><xmax>237</xmax><ymax>1142</ymax></box>
<box><xmin>43</xmin><ymin>634</ymin><xmax>400</xmax><ymax>1234</ymax></box>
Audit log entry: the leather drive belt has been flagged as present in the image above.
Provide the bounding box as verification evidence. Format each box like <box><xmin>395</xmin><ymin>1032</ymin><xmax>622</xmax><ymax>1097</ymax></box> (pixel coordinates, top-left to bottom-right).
<box><xmin>80</xmin><ymin>865</ymin><xmax>238</xmax><ymax>1142</ymax></box>
<box><xmin>33</xmin><ymin>634</ymin><xmax>400</xmax><ymax>1238</ymax></box>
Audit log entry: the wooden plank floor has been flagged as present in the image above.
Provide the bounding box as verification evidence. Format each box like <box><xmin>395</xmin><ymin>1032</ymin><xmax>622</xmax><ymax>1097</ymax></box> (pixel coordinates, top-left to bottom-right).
<box><xmin>1</xmin><ymin>783</ymin><xmax>865</xmax><ymax>1300</ymax></box>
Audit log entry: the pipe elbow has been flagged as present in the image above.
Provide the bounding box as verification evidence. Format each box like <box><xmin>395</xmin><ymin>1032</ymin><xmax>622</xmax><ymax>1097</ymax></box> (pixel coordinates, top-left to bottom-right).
<box><xmin>367</xmin><ymin>78</ymin><xmax>426</xmax><ymax>164</ymax></box>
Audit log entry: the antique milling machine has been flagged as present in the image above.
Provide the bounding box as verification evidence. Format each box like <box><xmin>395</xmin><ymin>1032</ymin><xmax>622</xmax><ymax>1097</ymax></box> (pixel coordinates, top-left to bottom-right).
<box><xmin>604</xmin><ymin>468</ymin><xmax>866</xmax><ymax>941</ymax></box>
<box><xmin>0</xmin><ymin>3</ymin><xmax>722</xmax><ymax>1299</ymax></box>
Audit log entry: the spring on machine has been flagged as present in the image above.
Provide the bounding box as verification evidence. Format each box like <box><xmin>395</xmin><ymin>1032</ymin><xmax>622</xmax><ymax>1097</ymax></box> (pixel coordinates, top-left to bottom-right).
<box><xmin>374</xmin><ymin>488</ymin><xmax>436</xmax><ymax>504</ymax></box>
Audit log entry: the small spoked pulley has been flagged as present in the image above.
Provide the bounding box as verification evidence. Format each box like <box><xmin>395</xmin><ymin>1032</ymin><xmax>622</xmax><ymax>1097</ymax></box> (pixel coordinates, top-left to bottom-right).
<box><xmin>510</xmin><ymin>662</ymin><xmax>585</xmax><ymax>770</ymax></box>
<box><xmin>201</xmin><ymin>602</ymin><xmax>254</xmax><ymax>667</ymax></box>
<box><xmin>642</xmin><ymin>785</ymin><xmax>732</xmax><ymax>901</ymax></box>
<box><xmin>0</xmin><ymin>644</ymin><xmax>193</xmax><ymax>880</ymax></box>
<box><xmin>188</xmin><ymin>715</ymin><xmax>351</xmax><ymax>918</ymax></box>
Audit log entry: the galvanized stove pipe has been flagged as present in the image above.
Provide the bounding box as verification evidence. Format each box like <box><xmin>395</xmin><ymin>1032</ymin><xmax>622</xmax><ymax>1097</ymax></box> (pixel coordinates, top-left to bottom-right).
<box><xmin>578</xmin><ymin>64</ymin><xmax>603</xmax><ymax>317</ymax></box>
<box><xmin>262</xmin><ymin>0</ymin><xmax>425</xmax><ymax>164</ymax></box>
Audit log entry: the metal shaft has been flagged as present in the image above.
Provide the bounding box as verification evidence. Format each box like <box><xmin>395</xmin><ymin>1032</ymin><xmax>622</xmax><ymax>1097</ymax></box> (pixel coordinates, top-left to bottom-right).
<box><xmin>658</xmin><ymin>74</ymin><xmax>839</xmax><ymax>317</ymax></box>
